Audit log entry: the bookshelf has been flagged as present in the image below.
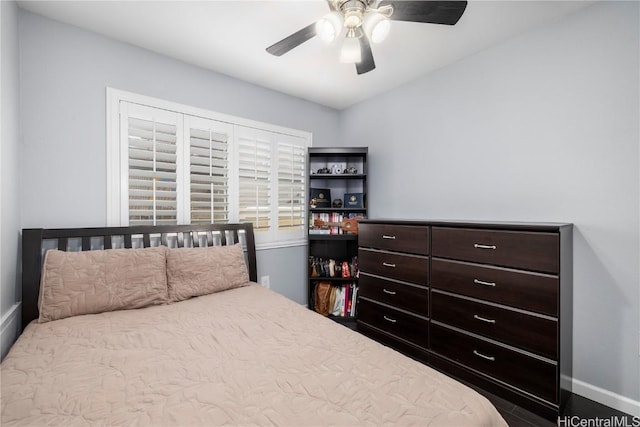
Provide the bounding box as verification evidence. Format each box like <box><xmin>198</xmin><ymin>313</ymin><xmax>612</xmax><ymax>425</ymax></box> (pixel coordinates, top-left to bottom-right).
<box><xmin>307</xmin><ymin>147</ymin><xmax>368</xmax><ymax>327</ymax></box>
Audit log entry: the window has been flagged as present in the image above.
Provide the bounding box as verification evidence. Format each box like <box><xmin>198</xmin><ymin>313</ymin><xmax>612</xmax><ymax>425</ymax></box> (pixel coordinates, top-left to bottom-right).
<box><xmin>277</xmin><ymin>139</ymin><xmax>306</xmax><ymax>230</ymax></box>
<box><xmin>122</xmin><ymin>103</ymin><xmax>180</xmax><ymax>226</ymax></box>
<box><xmin>237</xmin><ymin>127</ymin><xmax>271</xmax><ymax>230</ymax></box>
<box><xmin>185</xmin><ymin>116</ymin><xmax>233</xmax><ymax>225</ymax></box>
<box><xmin>107</xmin><ymin>89</ymin><xmax>311</xmax><ymax>249</ymax></box>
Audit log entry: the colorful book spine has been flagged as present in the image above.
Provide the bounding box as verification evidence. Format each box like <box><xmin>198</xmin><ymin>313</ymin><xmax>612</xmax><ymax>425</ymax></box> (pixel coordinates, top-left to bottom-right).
<box><xmin>350</xmin><ymin>284</ymin><xmax>358</xmax><ymax>316</ymax></box>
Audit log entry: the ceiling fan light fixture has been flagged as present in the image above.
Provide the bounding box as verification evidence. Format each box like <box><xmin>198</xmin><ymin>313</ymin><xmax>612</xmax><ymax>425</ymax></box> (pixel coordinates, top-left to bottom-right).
<box><xmin>315</xmin><ymin>12</ymin><xmax>343</xmax><ymax>43</ymax></box>
<box><xmin>343</xmin><ymin>11</ymin><xmax>362</xmax><ymax>29</ymax></box>
<box><xmin>266</xmin><ymin>0</ymin><xmax>468</xmax><ymax>75</ymax></box>
<box><xmin>340</xmin><ymin>32</ymin><xmax>361</xmax><ymax>64</ymax></box>
<box><xmin>363</xmin><ymin>12</ymin><xmax>390</xmax><ymax>43</ymax></box>
<box><xmin>341</xmin><ymin>0</ymin><xmax>366</xmax><ymax>28</ymax></box>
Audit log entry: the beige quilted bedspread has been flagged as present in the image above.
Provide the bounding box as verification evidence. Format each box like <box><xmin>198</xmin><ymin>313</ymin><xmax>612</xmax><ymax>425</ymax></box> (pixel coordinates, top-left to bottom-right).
<box><xmin>2</xmin><ymin>284</ymin><xmax>506</xmax><ymax>426</ymax></box>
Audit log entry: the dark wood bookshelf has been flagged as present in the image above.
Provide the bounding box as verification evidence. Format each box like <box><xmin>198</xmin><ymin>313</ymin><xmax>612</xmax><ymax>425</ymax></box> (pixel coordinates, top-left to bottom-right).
<box><xmin>307</xmin><ymin>147</ymin><xmax>367</xmax><ymax>322</ymax></box>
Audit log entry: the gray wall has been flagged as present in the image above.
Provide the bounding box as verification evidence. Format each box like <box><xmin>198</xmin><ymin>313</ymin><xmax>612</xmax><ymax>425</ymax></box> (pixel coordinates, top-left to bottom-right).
<box><xmin>1</xmin><ymin>0</ymin><xmax>22</xmax><ymax>359</ymax></box>
<box><xmin>340</xmin><ymin>1</ymin><xmax>639</xmax><ymax>409</ymax></box>
<box><xmin>17</xmin><ymin>9</ymin><xmax>341</xmax><ymax>305</ymax></box>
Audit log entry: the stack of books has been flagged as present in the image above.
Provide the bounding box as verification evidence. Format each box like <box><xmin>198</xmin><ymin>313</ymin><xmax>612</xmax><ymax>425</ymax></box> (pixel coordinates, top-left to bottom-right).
<box><xmin>331</xmin><ymin>283</ymin><xmax>358</xmax><ymax>318</ymax></box>
<box><xmin>308</xmin><ymin>213</ymin><xmax>366</xmax><ymax>235</ymax></box>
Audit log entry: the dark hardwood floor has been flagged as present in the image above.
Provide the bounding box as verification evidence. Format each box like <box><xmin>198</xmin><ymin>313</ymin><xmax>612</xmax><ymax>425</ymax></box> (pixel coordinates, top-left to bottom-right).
<box><xmin>471</xmin><ymin>384</ymin><xmax>636</xmax><ymax>426</ymax></box>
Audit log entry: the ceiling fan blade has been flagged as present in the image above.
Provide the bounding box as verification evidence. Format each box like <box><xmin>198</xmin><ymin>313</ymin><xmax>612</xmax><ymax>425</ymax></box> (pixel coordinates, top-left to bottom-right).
<box><xmin>380</xmin><ymin>1</ymin><xmax>468</xmax><ymax>25</ymax></box>
<box><xmin>266</xmin><ymin>23</ymin><xmax>317</xmax><ymax>56</ymax></box>
<box><xmin>356</xmin><ymin>34</ymin><xmax>376</xmax><ymax>75</ymax></box>
<box><xmin>326</xmin><ymin>0</ymin><xmax>337</xmax><ymax>11</ymax></box>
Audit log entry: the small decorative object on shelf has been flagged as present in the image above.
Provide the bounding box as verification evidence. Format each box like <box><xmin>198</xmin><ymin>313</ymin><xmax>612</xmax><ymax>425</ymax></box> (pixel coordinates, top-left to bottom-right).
<box><xmin>308</xmin><ymin>256</ymin><xmax>359</xmax><ymax>278</ymax></box>
<box><xmin>343</xmin><ymin>167</ymin><xmax>358</xmax><ymax>174</ymax></box>
<box><xmin>341</xmin><ymin>261</ymin><xmax>351</xmax><ymax>278</ymax></box>
<box><xmin>307</xmin><ymin>147</ymin><xmax>368</xmax><ymax>327</ymax></box>
<box><xmin>314</xmin><ymin>282</ymin><xmax>334</xmax><ymax>316</ymax></box>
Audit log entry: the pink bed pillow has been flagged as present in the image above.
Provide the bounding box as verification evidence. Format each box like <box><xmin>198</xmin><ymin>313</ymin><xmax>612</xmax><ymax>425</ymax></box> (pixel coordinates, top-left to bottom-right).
<box><xmin>166</xmin><ymin>243</ymin><xmax>250</xmax><ymax>302</ymax></box>
<box><xmin>38</xmin><ymin>246</ymin><xmax>169</xmax><ymax>323</ymax></box>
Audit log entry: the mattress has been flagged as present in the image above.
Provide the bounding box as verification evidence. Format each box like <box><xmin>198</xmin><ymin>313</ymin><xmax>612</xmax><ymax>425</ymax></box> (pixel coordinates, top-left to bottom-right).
<box><xmin>2</xmin><ymin>284</ymin><xmax>506</xmax><ymax>426</ymax></box>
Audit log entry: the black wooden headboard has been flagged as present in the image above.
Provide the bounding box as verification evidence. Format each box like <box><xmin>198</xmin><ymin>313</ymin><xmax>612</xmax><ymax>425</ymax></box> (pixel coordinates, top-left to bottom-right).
<box><xmin>21</xmin><ymin>223</ymin><xmax>257</xmax><ymax>329</ymax></box>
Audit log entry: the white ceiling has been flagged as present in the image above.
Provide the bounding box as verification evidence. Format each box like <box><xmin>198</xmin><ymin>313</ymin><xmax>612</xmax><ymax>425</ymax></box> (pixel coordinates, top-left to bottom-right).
<box><xmin>18</xmin><ymin>0</ymin><xmax>594</xmax><ymax>110</ymax></box>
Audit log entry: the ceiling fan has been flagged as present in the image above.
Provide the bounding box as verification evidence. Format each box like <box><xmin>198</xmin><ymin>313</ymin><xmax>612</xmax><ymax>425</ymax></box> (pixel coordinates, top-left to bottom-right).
<box><xmin>266</xmin><ymin>0</ymin><xmax>468</xmax><ymax>75</ymax></box>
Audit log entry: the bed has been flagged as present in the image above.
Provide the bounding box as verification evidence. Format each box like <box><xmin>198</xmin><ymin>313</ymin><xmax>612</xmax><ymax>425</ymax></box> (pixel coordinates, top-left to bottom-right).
<box><xmin>1</xmin><ymin>223</ymin><xmax>506</xmax><ymax>426</ymax></box>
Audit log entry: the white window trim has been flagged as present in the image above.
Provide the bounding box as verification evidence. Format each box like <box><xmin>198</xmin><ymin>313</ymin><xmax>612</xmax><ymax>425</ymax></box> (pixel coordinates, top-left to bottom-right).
<box><xmin>106</xmin><ymin>87</ymin><xmax>311</xmax><ymax>250</ymax></box>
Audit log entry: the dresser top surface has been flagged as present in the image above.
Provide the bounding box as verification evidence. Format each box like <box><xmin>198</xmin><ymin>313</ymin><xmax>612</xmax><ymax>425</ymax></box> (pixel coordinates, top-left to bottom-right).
<box><xmin>359</xmin><ymin>219</ymin><xmax>572</xmax><ymax>232</ymax></box>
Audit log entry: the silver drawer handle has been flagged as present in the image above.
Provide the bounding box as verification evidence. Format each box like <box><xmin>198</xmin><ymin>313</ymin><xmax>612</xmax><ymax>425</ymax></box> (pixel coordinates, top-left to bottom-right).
<box><xmin>473</xmin><ymin>350</ymin><xmax>495</xmax><ymax>362</ymax></box>
<box><xmin>474</xmin><ymin>279</ymin><xmax>496</xmax><ymax>287</ymax></box>
<box><xmin>383</xmin><ymin>288</ymin><xmax>397</xmax><ymax>295</ymax></box>
<box><xmin>474</xmin><ymin>243</ymin><xmax>497</xmax><ymax>250</ymax></box>
<box><xmin>473</xmin><ymin>314</ymin><xmax>496</xmax><ymax>324</ymax></box>
<box><xmin>382</xmin><ymin>235</ymin><xmax>396</xmax><ymax>240</ymax></box>
<box><xmin>382</xmin><ymin>262</ymin><xmax>396</xmax><ymax>268</ymax></box>
<box><xmin>383</xmin><ymin>315</ymin><xmax>397</xmax><ymax>323</ymax></box>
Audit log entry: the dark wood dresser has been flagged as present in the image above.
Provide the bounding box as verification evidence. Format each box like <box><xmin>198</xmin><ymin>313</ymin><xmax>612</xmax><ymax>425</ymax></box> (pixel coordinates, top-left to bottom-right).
<box><xmin>357</xmin><ymin>219</ymin><xmax>572</xmax><ymax>420</ymax></box>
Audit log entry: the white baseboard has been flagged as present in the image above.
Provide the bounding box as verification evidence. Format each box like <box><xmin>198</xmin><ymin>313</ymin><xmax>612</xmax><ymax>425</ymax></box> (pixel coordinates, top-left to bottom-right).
<box><xmin>0</xmin><ymin>302</ymin><xmax>21</xmax><ymax>361</ymax></box>
<box><xmin>572</xmin><ymin>378</ymin><xmax>640</xmax><ymax>417</ymax></box>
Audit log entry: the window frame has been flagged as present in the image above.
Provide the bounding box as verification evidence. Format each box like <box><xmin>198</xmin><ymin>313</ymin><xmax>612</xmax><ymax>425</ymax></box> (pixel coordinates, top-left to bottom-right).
<box><xmin>106</xmin><ymin>88</ymin><xmax>311</xmax><ymax>250</ymax></box>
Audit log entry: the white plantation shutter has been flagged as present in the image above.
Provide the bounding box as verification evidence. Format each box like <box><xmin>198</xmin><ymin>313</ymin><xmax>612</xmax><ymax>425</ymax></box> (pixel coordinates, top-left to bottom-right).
<box><xmin>124</xmin><ymin>104</ymin><xmax>180</xmax><ymax>226</ymax></box>
<box><xmin>109</xmin><ymin>90</ymin><xmax>310</xmax><ymax>247</ymax></box>
<box><xmin>277</xmin><ymin>137</ymin><xmax>306</xmax><ymax>230</ymax></box>
<box><xmin>237</xmin><ymin>128</ymin><xmax>271</xmax><ymax>231</ymax></box>
<box><xmin>185</xmin><ymin>117</ymin><xmax>233</xmax><ymax>224</ymax></box>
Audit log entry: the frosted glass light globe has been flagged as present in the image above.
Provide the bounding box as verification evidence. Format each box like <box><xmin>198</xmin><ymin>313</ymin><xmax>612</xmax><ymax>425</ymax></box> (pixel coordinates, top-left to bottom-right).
<box><xmin>315</xmin><ymin>12</ymin><xmax>342</xmax><ymax>44</ymax></box>
<box><xmin>340</xmin><ymin>36</ymin><xmax>361</xmax><ymax>63</ymax></box>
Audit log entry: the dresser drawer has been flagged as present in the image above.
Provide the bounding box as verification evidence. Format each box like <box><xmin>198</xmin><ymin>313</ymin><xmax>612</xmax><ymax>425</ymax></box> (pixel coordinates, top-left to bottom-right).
<box><xmin>358</xmin><ymin>299</ymin><xmax>428</xmax><ymax>348</ymax></box>
<box><xmin>359</xmin><ymin>223</ymin><xmax>429</xmax><ymax>255</ymax></box>
<box><xmin>431</xmin><ymin>291</ymin><xmax>557</xmax><ymax>359</ymax></box>
<box><xmin>359</xmin><ymin>273</ymin><xmax>428</xmax><ymax>316</ymax></box>
<box><xmin>432</xmin><ymin>227</ymin><xmax>559</xmax><ymax>274</ymax></box>
<box><xmin>359</xmin><ymin>248</ymin><xmax>429</xmax><ymax>285</ymax></box>
<box><xmin>431</xmin><ymin>258</ymin><xmax>558</xmax><ymax>316</ymax></box>
<box><xmin>430</xmin><ymin>324</ymin><xmax>557</xmax><ymax>403</ymax></box>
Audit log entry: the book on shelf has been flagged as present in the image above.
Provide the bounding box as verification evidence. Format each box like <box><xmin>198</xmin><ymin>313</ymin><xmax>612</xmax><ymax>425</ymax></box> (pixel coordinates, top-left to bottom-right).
<box><xmin>331</xmin><ymin>286</ymin><xmax>344</xmax><ymax>317</ymax></box>
<box><xmin>345</xmin><ymin>285</ymin><xmax>351</xmax><ymax>317</ymax></box>
<box><xmin>308</xmin><ymin>227</ymin><xmax>331</xmax><ymax>235</ymax></box>
<box><xmin>328</xmin><ymin>283</ymin><xmax>358</xmax><ymax>318</ymax></box>
<box><xmin>350</xmin><ymin>284</ymin><xmax>358</xmax><ymax>317</ymax></box>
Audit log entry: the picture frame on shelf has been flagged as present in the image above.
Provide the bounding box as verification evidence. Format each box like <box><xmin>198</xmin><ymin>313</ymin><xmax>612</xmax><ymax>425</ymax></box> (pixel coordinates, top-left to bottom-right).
<box><xmin>344</xmin><ymin>192</ymin><xmax>364</xmax><ymax>209</ymax></box>
<box><xmin>310</xmin><ymin>188</ymin><xmax>331</xmax><ymax>208</ymax></box>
